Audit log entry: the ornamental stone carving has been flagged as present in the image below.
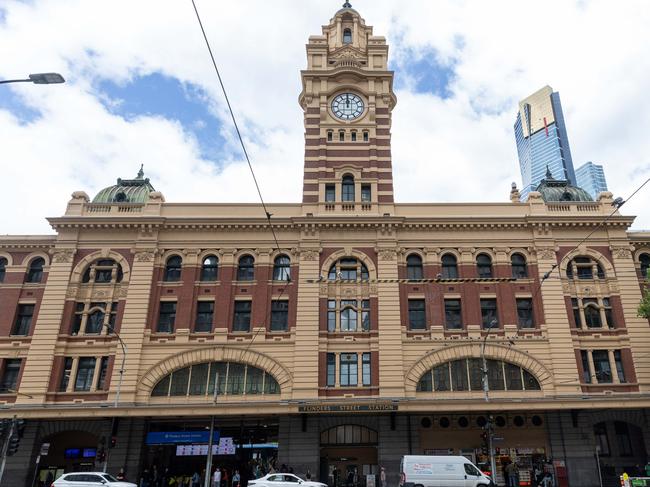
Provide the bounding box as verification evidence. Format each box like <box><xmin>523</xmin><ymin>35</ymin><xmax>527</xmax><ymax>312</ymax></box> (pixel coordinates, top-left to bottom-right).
<box><xmin>51</xmin><ymin>249</ymin><xmax>74</xmax><ymax>263</ymax></box>
<box><xmin>537</xmin><ymin>248</ymin><xmax>556</xmax><ymax>260</ymax></box>
<box><xmin>378</xmin><ymin>249</ymin><xmax>397</xmax><ymax>261</ymax></box>
<box><xmin>134</xmin><ymin>251</ymin><xmax>155</xmax><ymax>262</ymax></box>
<box><xmin>301</xmin><ymin>250</ymin><xmax>319</xmax><ymax>261</ymax></box>
<box><xmin>613</xmin><ymin>248</ymin><xmax>632</xmax><ymax>259</ymax></box>
<box><xmin>66</xmin><ymin>287</ymin><xmax>78</xmax><ymax>298</ymax></box>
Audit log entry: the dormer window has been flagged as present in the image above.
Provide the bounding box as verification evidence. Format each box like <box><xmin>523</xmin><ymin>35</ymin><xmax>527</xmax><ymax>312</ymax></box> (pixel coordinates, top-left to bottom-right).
<box><xmin>343</xmin><ymin>28</ymin><xmax>352</xmax><ymax>44</ymax></box>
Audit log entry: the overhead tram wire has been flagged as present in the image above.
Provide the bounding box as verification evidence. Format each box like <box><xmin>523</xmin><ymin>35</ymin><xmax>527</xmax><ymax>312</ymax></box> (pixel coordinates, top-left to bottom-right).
<box><xmin>190</xmin><ymin>0</ymin><xmax>291</xmax><ymax>357</ymax></box>
<box><xmin>530</xmin><ymin>176</ymin><xmax>650</xmax><ymax>302</ymax></box>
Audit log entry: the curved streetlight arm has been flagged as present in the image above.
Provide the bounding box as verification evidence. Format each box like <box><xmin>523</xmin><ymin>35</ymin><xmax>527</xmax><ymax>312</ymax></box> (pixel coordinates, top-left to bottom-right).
<box><xmin>104</xmin><ymin>324</ymin><xmax>127</xmax><ymax>408</ymax></box>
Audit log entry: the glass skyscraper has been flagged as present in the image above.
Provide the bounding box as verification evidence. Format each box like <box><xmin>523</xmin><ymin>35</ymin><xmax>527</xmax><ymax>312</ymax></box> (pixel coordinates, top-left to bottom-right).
<box><xmin>514</xmin><ymin>86</ymin><xmax>577</xmax><ymax>200</ymax></box>
<box><xmin>575</xmin><ymin>161</ymin><xmax>608</xmax><ymax>199</ymax></box>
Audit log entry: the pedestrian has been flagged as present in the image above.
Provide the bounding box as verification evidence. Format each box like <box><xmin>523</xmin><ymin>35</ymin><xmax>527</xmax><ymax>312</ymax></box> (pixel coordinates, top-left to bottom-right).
<box><xmin>213</xmin><ymin>468</ymin><xmax>222</xmax><ymax>487</ymax></box>
<box><xmin>192</xmin><ymin>472</ymin><xmax>201</xmax><ymax>487</ymax></box>
<box><xmin>117</xmin><ymin>469</ymin><xmax>126</xmax><ymax>481</ymax></box>
<box><xmin>306</xmin><ymin>470</ymin><xmax>312</xmax><ymax>481</ymax></box>
<box><xmin>141</xmin><ymin>469</ymin><xmax>151</xmax><ymax>487</ymax></box>
<box><xmin>233</xmin><ymin>470</ymin><xmax>241</xmax><ymax>487</ymax></box>
<box><xmin>380</xmin><ymin>467</ymin><xmax>386</xmax><ymax>487</ymax></box>
<box><xmin>45</xmin><ymin>471</ymin><xmax>54</xmax><ymax>487</ymax></box>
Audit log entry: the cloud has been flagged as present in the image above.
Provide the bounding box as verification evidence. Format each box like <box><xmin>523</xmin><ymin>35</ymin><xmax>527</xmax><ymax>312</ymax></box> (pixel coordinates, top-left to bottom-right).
<box><xmin>0</xmin><ymin>0</ymin><xmax>649</xmax><ymax>235</ymax></box>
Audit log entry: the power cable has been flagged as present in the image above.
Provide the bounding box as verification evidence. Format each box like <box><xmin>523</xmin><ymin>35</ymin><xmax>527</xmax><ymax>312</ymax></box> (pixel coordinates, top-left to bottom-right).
<box><xmin>530</xmin><ymin>177</ymin><xmax>650</xmax><ymax>302</ymax></box>
<box><xmin>190</xmin><ymin>0</ymin><xmax>291</xmax><ymax>357</ymax></box>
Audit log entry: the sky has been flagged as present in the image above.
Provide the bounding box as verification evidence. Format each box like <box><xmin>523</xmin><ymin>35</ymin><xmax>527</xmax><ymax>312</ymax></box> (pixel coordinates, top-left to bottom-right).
<box><xmin>1</xmin><ymin>0</ymin><xmax>649</xmax><ymax>235</ymax></box>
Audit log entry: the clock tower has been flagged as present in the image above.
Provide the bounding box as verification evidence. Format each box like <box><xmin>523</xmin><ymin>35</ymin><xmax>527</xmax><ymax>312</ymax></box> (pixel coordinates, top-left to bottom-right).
<box><xmin>299</xmin><ymin>3</ymin><xmax>397</xmax><ymax>212</ymax></box>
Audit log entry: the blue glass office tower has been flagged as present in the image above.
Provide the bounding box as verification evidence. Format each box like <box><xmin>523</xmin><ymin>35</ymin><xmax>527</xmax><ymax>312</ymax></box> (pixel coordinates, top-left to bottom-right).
<box><xmin>575</xmin><ymin>161</ymin><xmax>608</xmax><ymax>199</ymax></box>
<box><xmin>514</xmin><ymin>86</ymin><xmax>577</xmax><ymax>200</ymax></box>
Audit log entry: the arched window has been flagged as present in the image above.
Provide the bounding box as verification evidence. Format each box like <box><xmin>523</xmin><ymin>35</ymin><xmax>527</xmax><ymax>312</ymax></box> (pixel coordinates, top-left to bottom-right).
<box><xmin>511</xmin><ymin>253</ymin><xmax>528</xmax><ymax>278</ymax></box>
<box><xmin>417</xmin><ymin>359</ymin><xmax>541</xmax><ymax>392</ymax></box>
<box><xmin>441</xmin><ymin>254</ymin><xmax>458</xmax><ymax>279</ymax></box>
<box><xmin>566</xmin><ymin>256</ymin><xmax>605</xmax><ymax>280</ymax></box>
<box><xmin>343</xmin><ymin>28</ymin><xmax>352</xmax><ymax>44</ymax></box>
<box><xmin>342</xmin><ymin>175</ymin><xmax>355</xmax><ymax>202</ymax></box>
<box><xmin>321</xmin><ymin>425</ymin><xmax>378</xmax><ymax>445</ymax></box>
<box><xmin>26</xmin><ymin>257</ymin><xmax>45</xmax><ymax>283</ymax></box>
<box><xmin>584</xmin><ymin>304</ymin><xmax>602</xmax><ymax>328</ymax></box>
<box><xmin>164</xmin><ymin>256</ymin><xmax>182</xmax><ymax>282</ymax></box>
<box><xmin>640</xmin><ymin>253</ymin><xmax>650</xmax><ymax>278</ymax></box>
<box><xmin>273</xmin><ymin>255</ymin><xmax>291</xmax><ymax>281</ymax></box>
<box><xmin>237</xmin><ymin>255</ymin><xmax>255</xmax><ymax>281</ymax></box>
<box><xmin>200</xmin><ymin>255</ymin><xmax>219</xmax><ymax>282</ymax></box>
<box><xmin>406</xmin><ymin>254</ymin><xmax>423</xmax><ymax>280</ymax></box>
<box><xmin>476</xmin><ymin>254</ymin><xmax>493</xmax><ymax>278</ymax></box>
<box><xmin>328</xmin><ymin>257</ymin><xmax>369</xmax><ymax>281</ymax></box>
<box><xmin>85</xmin><ymin>308</ymin><xmax>105</xmax><ymax>334</ymax></box>
<box><xmin>151</xmin><ymin>361</ymin><xmax>280</xmax><ymax>397</ymax></box>
<box><xmin>82</xmin><ymin>259</ymin><xmax>123</xmax><ymax>284</ymax></box>
<box><xmin>0</xmin><ymin>257</ymin><xmax>7</xmax><ymax>283</ymax></box>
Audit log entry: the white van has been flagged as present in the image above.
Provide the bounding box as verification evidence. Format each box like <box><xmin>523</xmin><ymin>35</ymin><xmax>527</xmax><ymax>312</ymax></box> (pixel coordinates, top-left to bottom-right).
<box><xmin>399</xmin><ymin>455</ymin><xmax>493</xmax><ymax>487</ymax></box>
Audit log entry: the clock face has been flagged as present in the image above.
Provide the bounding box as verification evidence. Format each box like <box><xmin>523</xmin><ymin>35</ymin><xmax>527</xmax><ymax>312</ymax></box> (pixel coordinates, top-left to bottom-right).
<box><xmin>331</xmin><ymin>93</ymin><xmax>364</xmax><ymax>120</ymax></box>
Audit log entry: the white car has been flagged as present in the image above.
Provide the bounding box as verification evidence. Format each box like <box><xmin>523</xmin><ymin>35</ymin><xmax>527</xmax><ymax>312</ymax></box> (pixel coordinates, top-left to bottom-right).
<box><xmin>53</xmin><ymin>472</ymin><xmax>137</xmax><ymax>487</ymax></box>
<box><xmin>249</xmin><ymin>473</ymin><xmax>327</xmax><ymax>487</ymax></box>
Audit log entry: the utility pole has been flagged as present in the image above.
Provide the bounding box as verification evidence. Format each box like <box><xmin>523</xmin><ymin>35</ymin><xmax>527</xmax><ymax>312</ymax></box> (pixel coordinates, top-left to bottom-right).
<box><xmin>481</xmin><ymin>320</ymin><xmax>498</xmax><ymax>484</ymax></box>
<box><xmin>103</xmin><ymin>323</ymin><xmax>128</xmax><ymax>473</ymax></box>
<box><xmin>204</xmin><ymin>372</ymin><xmax>220</xmax><ymax>487</ymax></box>
<box><xmin>0</xmin><ymin>417</ymin><xmax>16</xmax><ymax>484</ymax></box>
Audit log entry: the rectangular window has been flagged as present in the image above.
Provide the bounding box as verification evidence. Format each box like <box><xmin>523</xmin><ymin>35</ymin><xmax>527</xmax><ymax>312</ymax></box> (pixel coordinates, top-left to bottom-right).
<box><xmin>361</xmin><ymin>300</ymin><xmax>370</xmax><ymax>331</ymax></box>
<box><xmin>59</xmin><ymin>358</ymin><xmax>73</xmax><ymax>392</ymax></box>
<box><xmin>74</xmin><ymin>357</ymin><xmax>96</xmax><ymax>392</ymax></box>
<box><xmin>270</xmin><ymin>300</ymin><xmax>289</xmax><ymax>331</ymax></box>
<box><xmin>592</xmin><ymin>350</ymin><xmax>612</xmax><ymax>383</ymax></box>
<box><xmin>433</xmin><ymin>363</ymin><xmax>450</xmax><ymax>391</ymax></box>
<box><xmin>340</xmin><ymin>353</ymin><xmax>358</xmax><ymax>387</ymax></box>
<box><xmin>361</xmin><ymin>185</ymin><xmax>371</xmax><ymax>202</ymax></box>
<box><xmin>97</xmin><ymin>356</ymin><xmax>109</xmax><ymax>390</ymax></box>
<box><xmin>325</xmin><ymin>184</ymin><xmax>336</xmax><ymax>202</ymax></box>
<box><xmin>444</xmin><ymin>299</ymin><xmax>462</xmax><ymax>329</ymax></box>
<box><xmin>572</xmin><ymin>298</ymin><xmax>582</xmax><ymax>328</ymax></box>
<box><xmin>0</xmin><ymin>359</ymin><xmax>21</xmax><ymax>393</ymax></box>
<box><xmin>108</xmin><ymin>302</ymin><xmax>118</xmax><ymax>330</ymax></box>
<box><xmin>327</xmin><ymin>353</ymin><xmax>336</xmax><ymax>387</ymax></box>
<box><xmin>157</xmin><ymin>302</ymin><xmax>176</xmax><ymax>333</ymax></box>
<box><xmin>362</xmin><ymin>353</ymin><xmax>371</xmax><ymax>386</ymax></box>
<box><xmin>351</xmin><ymin>131</ymin><xmax>357</xmax><ymax>142</ymax></box>
<box><xmin>603</xmin><ymin>298</ymin><xmax>614</xmax><ymax>328</ymax></box>
<box><xmin>363</xmin><ymin>131</ymin><xmax>369</xmax><ymax>142</ymax></box>
<box><xmin>71</xmin><ymin>302</ymin><xmax>84</xmax><ymax>335</ymax></box>
<box><xmin>581</xmin><ymin>350</ymin><xmax>592</xmax><ymax>383</ymax></box>
<box><xmin>340</xmin><ymin>300</ymin><xmax>357</xmax><ymax>331</ymax></box>
<box><xmin>327</xmin><ymin>300</ymin><xmax>336</xmax><ymax>332</ymax></box>
<box><xmin>233</xmin><ymin>301</ymin><xmax>252</xmax><ymax>332</ymax></box>
<box><xmin>480</xmin><ymin>298</ymin><xmax>498</xmax><ymax>328</ymax></box>
<box><xmin>85</xmin><ymin>304</ymin><xmax>105</xmax><ymax>334</ymax></box>
<box><xmin>189</xmin><ymin>363</ymin><xmax>210</xmax><ymax>396</ymax></box>
<box><xmin>327</xmin><ymin>131</ymin><xmax>333</xmax><ymax>142</ymax></box>
<box><xmin>450</xmin><ymin>359</ymin><xmax>468</xmax><ymax>391</ymax></box>
<box><xmin>339</xmin><ymin>131</ymin><xmax>345</xmax><ymax>142</ymax></box>
<box><xmin>195</xmin><ymin>301</ymin><xmax>214</xmax><ymax>333</ymax></box>
<box><xmin>516</xmin><ymin>298</ymin><xmax>534</xmax><ymax>328</ymax></box>
<box><xmin>614</xmin><ymin>350</ymin><xmax>626</xmax><ymax>383</ymax></box>
<box><xmin>12</xmin><ymin>304</ymin><xmax>34</xmax><ymax>336</ymax></box>
<box><xmin>408</xmin><ymin>299</ymin><xmax>426</xmax><ymax>330</ymax></box>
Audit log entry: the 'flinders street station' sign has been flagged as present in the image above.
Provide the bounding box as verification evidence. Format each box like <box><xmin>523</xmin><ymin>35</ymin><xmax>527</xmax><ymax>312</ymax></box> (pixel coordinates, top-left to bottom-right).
<box><xmin>298</xmin><ymin>402</ymin><xmax>398</xmax><ymax>413</ymax></box>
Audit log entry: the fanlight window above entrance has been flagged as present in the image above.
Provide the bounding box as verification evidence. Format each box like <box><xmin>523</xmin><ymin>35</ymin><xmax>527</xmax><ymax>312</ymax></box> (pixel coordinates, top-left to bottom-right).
<box><xmin>320</xmin><ymin>425</ymin><xmax>378</xmax><ymax>446</ymax></box>
<box><xmin>417</xmin><ymin>358</ymin><xmax>541</xmax><ymax>393</ymax></box>
<box><xmin>151</xmin><ymin>361</ymin><xmax>280</xmax><ymax>397</ymax></box>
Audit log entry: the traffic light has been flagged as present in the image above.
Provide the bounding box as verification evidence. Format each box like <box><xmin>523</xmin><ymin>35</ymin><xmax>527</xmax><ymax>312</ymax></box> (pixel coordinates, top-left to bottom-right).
<box><xmin>480</xmin><ymin>431</ymin><xmax>489</xmax><ymax>456</ymax></box>
<box><xmin>6</xmin><ymin>434</ymin><xmax>20</xmax><ymax>456</ymax></box>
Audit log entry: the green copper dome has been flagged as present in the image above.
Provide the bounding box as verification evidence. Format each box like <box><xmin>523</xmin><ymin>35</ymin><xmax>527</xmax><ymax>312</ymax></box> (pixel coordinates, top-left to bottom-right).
<box><xmin>535</xmin><ymin>168</ymin><xmax>593</xmax><ymax>203</ymax></box>
<box><xmin>92</xmin><ymin>166</ymin><xmax>155</xmax><ymax>204</ymax></box>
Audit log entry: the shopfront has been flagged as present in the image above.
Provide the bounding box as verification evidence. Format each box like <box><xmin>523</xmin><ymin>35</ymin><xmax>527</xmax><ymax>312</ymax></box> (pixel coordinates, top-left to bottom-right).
<box><xmin>418</xmin><ymin>413</ymin><xmax>549</xmax><ymax>487</ymax></box>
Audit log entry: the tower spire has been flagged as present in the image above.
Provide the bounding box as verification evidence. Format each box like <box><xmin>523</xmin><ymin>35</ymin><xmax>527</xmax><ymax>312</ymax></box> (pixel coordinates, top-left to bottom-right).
<box><xmin>342</xmin><ymin>1</ymin><xmax>352</xmax><ymax>8</ymax></box>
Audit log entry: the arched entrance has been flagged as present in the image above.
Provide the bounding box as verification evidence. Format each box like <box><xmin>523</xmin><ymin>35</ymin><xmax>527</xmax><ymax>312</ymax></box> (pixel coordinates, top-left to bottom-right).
<box><xmin>320</xmin><ymin>425</ymin><xmax>378</xmax><ymax>487</ymax></box>
<box><xmin>594</xmin><ymin>421</ymin><xmax>647</xmax><ymax>485</ymax></box>
<box><xmin>38</xmin><ymin>430</ymin><xmax>101</xmax><ymax>483</ymax></box>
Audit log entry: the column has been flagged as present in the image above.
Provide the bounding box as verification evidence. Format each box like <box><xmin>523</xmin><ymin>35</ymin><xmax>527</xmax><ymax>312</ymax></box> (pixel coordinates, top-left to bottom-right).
<box><xmin>608</xmin><ymin>350</ymin><xmax>620</xmax><ymax>384</ymax></box>
<box><xmin>376</xmin><ymin>245</ymin><xmax>404</xmax><ymax>397</ymax></box>
<box><xmin>108</xmin><ymin>248</ymin><xmax>156</xmax><ymax>404</ymax></box>
<box><xmin>18</xmin><ymin>248</ymin><xmax>76</xmax><ymax>404</ymax></box>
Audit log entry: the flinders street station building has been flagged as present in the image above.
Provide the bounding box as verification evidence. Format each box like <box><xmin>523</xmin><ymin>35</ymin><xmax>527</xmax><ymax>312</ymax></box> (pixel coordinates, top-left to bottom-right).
<box><xmin>1</xmin><ymin>5</ymin><xmax>650</xmax><ymax>487</ymax></box>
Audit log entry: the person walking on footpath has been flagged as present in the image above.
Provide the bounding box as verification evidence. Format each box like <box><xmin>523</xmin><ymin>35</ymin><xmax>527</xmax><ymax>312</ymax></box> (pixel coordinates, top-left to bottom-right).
<box><xmin>380</xmin><ymin>467</ymin><xmax>386</xmax><ymax>487</ymax></box>
<box><xmin>213</xmin><ymin>468</ymin><xmax>222</xmax><ymax>487</ymax></box>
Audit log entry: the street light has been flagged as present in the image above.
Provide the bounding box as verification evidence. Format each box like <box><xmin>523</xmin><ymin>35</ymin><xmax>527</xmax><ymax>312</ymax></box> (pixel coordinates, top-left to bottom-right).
<box><xmin>480</xmin><ymin>319</ymin><xmax>498</xmax><ymax>485</ymax></box>
<box><xmin>0</xmin><ymin>73</ymin><xmax>65</xmax><ymax>85</ymax></box>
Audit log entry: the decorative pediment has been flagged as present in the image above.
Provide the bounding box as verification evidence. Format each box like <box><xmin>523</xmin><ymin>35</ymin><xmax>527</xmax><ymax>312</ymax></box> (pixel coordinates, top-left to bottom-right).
<box><xmin>329</xmin><ymin>46</ymin><xmax>366</xmax><ymax>63</ymax></box>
